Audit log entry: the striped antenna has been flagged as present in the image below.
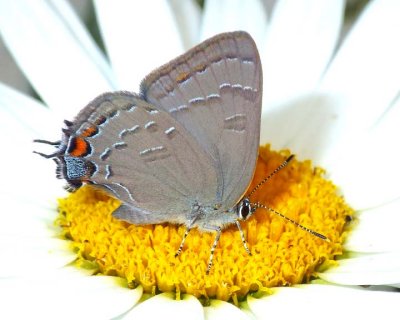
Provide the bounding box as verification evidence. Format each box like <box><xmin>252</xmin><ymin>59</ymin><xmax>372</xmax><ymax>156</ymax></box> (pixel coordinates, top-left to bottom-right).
<box><xmin>247</xmin><ymin>155</ymin><xmax>294</xmax><ymax>199</ymax></box>
<box><xmin>253</xmin><ymin>202</ymin><xmax>330</xmax><ymax>241</ymax></box>
<box><xmin>248</xmin><ymin>155</ymin><xmax>330</xmax><ymax>242</ymax></box>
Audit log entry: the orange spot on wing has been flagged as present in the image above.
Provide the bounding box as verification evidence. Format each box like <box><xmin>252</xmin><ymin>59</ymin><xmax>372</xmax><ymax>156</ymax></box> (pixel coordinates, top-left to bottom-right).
<box><xmin>194</xmin><ymin>64</ymin><xmax>206</xmax><ymax>73</ymax></box>
<box><xmin>82</xmin><ymin>126</ymin><xmax>98</xmax><ymax>137</ymax></box>
<box><xmin>176</xmin><ymin>72</ymin><xmax>190</xmax><ymax>83</ymax></box>
<box><xmin>69</xmin><ymin>137</ymin><xmax>90</xmax><ymax>157</ymax></box>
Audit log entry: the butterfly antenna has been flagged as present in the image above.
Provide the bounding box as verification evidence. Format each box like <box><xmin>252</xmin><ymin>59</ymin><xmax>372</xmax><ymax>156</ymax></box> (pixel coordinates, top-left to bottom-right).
<box><xmin>33</xmin><ymin>139</ymin><xmax>61</xmax><ymax>146</ymax></box>
<box><xmin>254</xmin><ymin>202</ymin><xmax>330</xmax><ymax>242</ymax></box>
<box><xmin>248</xmin><ymin>154</ymin><xmax>295</xmax><ymax>199</ymax></box>
<box><xmin>33</xmin><ymin>139</ymin><xmax>61</xmax><ymax>158</ymax></box>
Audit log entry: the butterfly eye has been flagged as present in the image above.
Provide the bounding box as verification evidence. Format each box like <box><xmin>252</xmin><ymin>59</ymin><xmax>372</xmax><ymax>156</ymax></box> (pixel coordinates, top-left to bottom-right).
<box><xmin>237</xmin><ymin>198</ymin><xmax>252</xmax><ymax>220</ymax></box>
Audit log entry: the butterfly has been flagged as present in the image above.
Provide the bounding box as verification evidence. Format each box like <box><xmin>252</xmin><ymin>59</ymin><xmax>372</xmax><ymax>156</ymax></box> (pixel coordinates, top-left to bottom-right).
<box><xmin>35</xmin><ymin>31</ymin><xmax>324</xmax><ymax>273</ymax></box>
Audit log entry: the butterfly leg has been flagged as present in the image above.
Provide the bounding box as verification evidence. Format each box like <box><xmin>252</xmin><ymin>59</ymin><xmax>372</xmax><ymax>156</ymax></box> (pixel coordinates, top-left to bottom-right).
<box><xmin>235</xmin><ymin>221</ymin><xmax>252</xmax><ymax>256</ymax></box>
<box><xmin>203</xmin><ymin>225</ymin><xmax>222</xmax><ymax>275</ymax></box>
<box><xmin>175</xmin><ymin>227</ymin><xmax>192</xmax><ymax>258</ymax></box>
<box><xmin>175</xmin><ymin>216</ymin><xmax>198</xmax><ymax>257</ymax></box>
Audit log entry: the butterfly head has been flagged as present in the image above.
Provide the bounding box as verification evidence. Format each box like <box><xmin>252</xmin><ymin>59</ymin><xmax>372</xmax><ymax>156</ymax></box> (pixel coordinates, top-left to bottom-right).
<box><xmin>33</xmin><ymin>119</ymin><xmax>95</xmax><ymax>192</ymax></box>
<box><xmin>235</xmin><ymin>198</ymin><xmax>256</xmax><ymax>221</ymax></box>
<box><xmin>234</xmin><ymin>155</ymin><xmax>295</xmax><ymax>223</ymax></box>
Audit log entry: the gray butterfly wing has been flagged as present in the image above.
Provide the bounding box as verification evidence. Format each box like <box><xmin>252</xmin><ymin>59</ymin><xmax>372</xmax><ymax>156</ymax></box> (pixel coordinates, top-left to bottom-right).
<box><xmin>140</xmin><ymin>31</ymin><xmax>262</xmax><ymax>210</ymax></box>
<box><xmin>69</xmin><ymin>92</ymin><xmax>218</xmax><ymax>224</ymax></box>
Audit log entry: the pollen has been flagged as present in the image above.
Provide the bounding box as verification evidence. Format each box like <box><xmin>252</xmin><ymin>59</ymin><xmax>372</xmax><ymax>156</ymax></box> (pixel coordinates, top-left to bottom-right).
<box><xmin>57</xmin><ymin>146</ymin><xmax>353</xmax><ymax>303</ymax></box>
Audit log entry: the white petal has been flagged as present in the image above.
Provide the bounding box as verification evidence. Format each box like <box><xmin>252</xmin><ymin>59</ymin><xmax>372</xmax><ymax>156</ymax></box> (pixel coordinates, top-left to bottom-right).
<box><xmin>262</xmin><ymin>1</ymin><xmax>400</xmax><ymax>208</ymax></box>
<box><xmin>204</xmin><ymin>300</ymin><xmax>250</xmax><ymax>320</ymax></box>
<box><xmin>123</xmin><ymin>292</ymin><xmax>204</xmax><ymax>320</ymax></box>
<box><xmin>0</xmin><ymin>83</ymin><xmax>62</xmax><ymax>138</ymax></box>
<box><xmin>260</xmin><ymin>0</ymin><xmax>345</xmax><ymax>152</ymax></box>
<box><xmin>0</xmin><ymin>235</ymin><xmax>76</xmax><ymax>277</ymax></box>
<box><xmin>260</xmin><ymin>93</ymin><xmax>339</xmax><ymax>160</ymax></box>
<box><xmin>345</xmin><ymin>198</ymin><xmax>400</xmax><ymax>253</ymax></box>
<box><xmin>169</xmin><ymin>0</ymin><xmax>202</xmax><ymax>48</ymax></box>
<box><xmin>201</xmin><ymin>0</ymin><xmax>268</xmax><ymax>48</ymax></box>
<box><xmin>261</xmin><ymin>92</ymin><xmax>400</xmax><ymax>208</ymax></box>
<box><xmin>317</xmin><ymin>0</ymin><xmax>400</xmax><ymax>165</ymax></box>
<box><xmin>0</xmin><ymin>137</ymin><xmax>66</xmax><ymax>200</ymax></box>
<box><xmin>0</xmin><ymin>87</ymin><xmax>65</xmax><ymax>201</ymax></box>
<box><xmin>94</xmin><ymin>0</ymin><xmax>184</xmax><ymax>91</ymax></box>
<box><xmin>319</xmin><ymin>252</ymin><xmax>400</xmax><ymax>285</ymax></box>
<box><xmin>247</xmin><ymin>284</ymin><xmax>400</xmax><ymax>320</ymax></box>
<box><xmin>326</xmin><ymin>95</ymin><xmax>400</xmax><ymax>208</ymax></box>
<box><xmin>261</xmin><ymin>0</ymin><xmax>344</xmax><ymax>109</ymax></box>
<box><xmin>0</xmin><ymin>87</ymin><xmax>63</xmax><ymax>203</ymax></box>
<box><xmin>0</xmin><ymin>0</ymin><xmax>115</xmax><ymax>117</ymax></box>
<box><xmin>0</xmin><ymin>194</ymin><xmax>59</xmax><ymax>237</ymax></box>
<box><xmin>0</xmin><ymin>272</ymin><xmax>142</xmax><ymax>319</ymax></box>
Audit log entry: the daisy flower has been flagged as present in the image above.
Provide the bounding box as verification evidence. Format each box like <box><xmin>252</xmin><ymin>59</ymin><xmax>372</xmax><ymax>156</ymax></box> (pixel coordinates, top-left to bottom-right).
<box><xmin>0</xmin><ymin>0</ymin><xmax>399</xmax><ymax>319</ymax></box>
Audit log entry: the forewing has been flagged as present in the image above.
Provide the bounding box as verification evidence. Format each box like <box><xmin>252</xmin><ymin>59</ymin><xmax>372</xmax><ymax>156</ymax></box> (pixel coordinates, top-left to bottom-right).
<box><xmin>140</xmin><ymin>31</ymin><xmax>262</xmax><ymax>209</ymax></box>
<box><xmin>66</xmin><ymin>92</ymin><xmax>218</xmax><ymax>224</ymax></box>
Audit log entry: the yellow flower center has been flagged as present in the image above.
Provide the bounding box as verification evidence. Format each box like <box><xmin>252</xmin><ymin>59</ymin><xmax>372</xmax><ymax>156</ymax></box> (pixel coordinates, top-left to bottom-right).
<box><xmin>57</xmin><ymin>146</ymin><xmax>352</xmax><ymax>303</ymax></box>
